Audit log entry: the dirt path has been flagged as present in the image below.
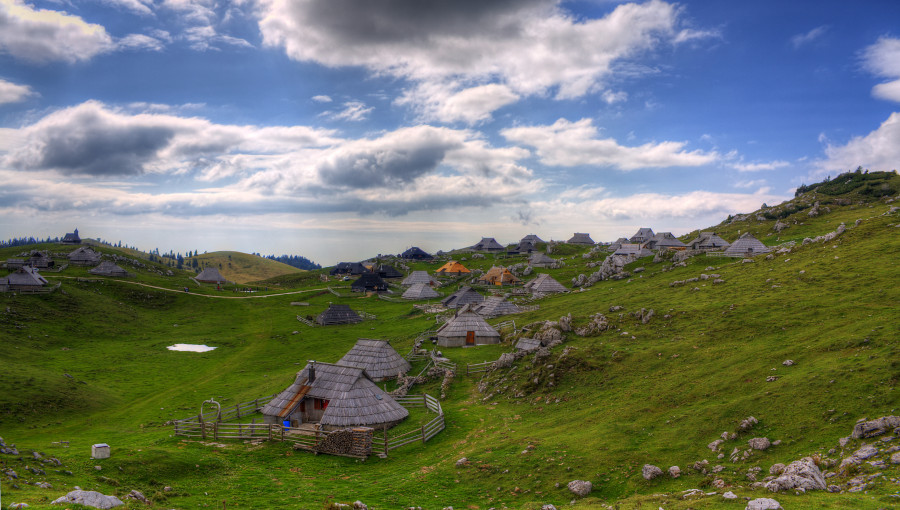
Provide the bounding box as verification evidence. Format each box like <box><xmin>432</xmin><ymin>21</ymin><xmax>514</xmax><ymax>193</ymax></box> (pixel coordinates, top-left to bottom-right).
<box><xmin>52</xmin><ymin>276</ymin><xmax>327</xmax><ymax>299</ymax></box>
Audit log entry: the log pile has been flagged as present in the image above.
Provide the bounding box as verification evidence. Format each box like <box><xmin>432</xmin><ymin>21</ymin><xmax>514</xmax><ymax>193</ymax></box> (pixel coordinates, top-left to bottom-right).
<box><xmin>314</xmin><ymin>427</ymin><xmax>373</xmax><ymax>458</ymax></box>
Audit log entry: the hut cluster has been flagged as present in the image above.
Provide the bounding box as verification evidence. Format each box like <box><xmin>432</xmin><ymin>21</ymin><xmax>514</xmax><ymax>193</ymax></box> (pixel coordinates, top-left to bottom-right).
<box><xmin>607</xmin><ymin>227</ymin><xmax>770</xmax><ymax>257</ymax></box>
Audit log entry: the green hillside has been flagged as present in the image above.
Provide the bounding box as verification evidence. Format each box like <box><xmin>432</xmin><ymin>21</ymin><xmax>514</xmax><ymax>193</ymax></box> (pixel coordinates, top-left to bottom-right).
<box><xmin>188</xmin><ymin>251</ymin><xmax>304</xmax><ymax>284</ymax></box>
<box><xmin>1</xmin><ymin>177</ymin><xmax>899</xmax><ymax>509</ymax></box>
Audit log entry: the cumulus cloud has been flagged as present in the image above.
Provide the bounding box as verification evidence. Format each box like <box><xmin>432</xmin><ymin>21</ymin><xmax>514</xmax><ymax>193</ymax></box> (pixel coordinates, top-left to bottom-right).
<box><xmin>862</xmin><ymin>37</ymin><xmax>900</xmax><ymax>103</ymax></box>
<box><xmin>99</xmin><ymin>0</ymin><xmax>154</xmax><ymax>15</ymax></box>
<box><xmin>502</xmin><ymin>118</ymin><xmax>717</xmax><ymax>170</ymax></box>
<box><xmin>0</xmin><ymin>0</ymin><xmax>115</xmax><ymax>63</ymax></box>
<box><xmin>325</xmin><ymin>101</ymin><xmax>373</xmax><ymax>122</ymax></box>
<box><xmin>258</xmin><ymin>0</ymin><xmax>691</xmax><ymax>120</ymax></box>
<box><xmin>790</xmin><ymin>25</ymin><xmax>829</xmax><ymax>49</ymax></box>
<box><xmin>814</xmin><ymin>112</ymin><xmax>900</xmax><ymax>176</ymax></box>
<box><xmin>118</xmin><ymin>33</ymin><xmax>166</xmax><ymax>51</ymax></box>
<box><xmin>601</xmin><ymin>90</ymin><xmax>628</xmax><ymax>104</ymax></box>
<box><xmin>312</xmin><ymin>95</ymin><xmax>333</xmax><ymax>103</ymax></box>
<box><xmin>0</xmin><ymin>77</ymin><xmax>35</xmax><ymax>104</ymax></box>
<box><xmin>397</xmin><ymin>82</ymin><xmax>520</xmax><ymax>124</ymax></box>
<box><xmin>732</xmin><ymin>160</ymin><xmax>789</xmax><ymax>172</ymax></box>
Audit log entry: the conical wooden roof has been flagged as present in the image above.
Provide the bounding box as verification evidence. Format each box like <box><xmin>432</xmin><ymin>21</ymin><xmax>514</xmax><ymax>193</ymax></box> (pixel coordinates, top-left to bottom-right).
<box><xmin>196</xmin><ymin>267</ymin><xmax>226</xmax><ymax>283</ymax></box>
<box><xmin>401</xmin><ymin>270</ymin><xmax>438</xmax><ymax>286</ymax></box>
<box><xmin>337</xmin><ymin>339</ymin><xmax>411</xmax><ymax>381</ymax></box>
<box><xmin>435</xmin><ymin>260</ymin><xmax>470</xmax><ymax>274</ymax></box>
<box><xmin>261</xmin><ymin>361</ymin><xmax>409</xmax><ymax>428</ymax></box>
<box><xmin>478</xmin><ymin>266</ymin><xmax>521</xmax><ymax>286</ymax></box>
<box><xmin>529</xmin><ymin>252</ymin><xmax>555</xmax><ymax>266</ymax></box>
<box><xmin>567</xmin><ymin>233</ymin><xmax>595</xmax><ymax>244</ymax></box>
<box><xmin>687</xmin><ymin>232</ymin><xmax>731</xmax><ymax>250</ymax></box>
<box><xmin>67</xmin><ymin>246</ymin><xmax>101</xmax><ymax>265</ymax></box>
<box><xmin>351</xmin><ymin>272</ymin><xmax>388</xmax><ymax>292</ymax></box>
<box><xmin>724</xmin><ymin>232</ymin><xmax>770</xmax><ymax>256</ymax></box>
<box><xmin>471</xmin><ymin>237</ymin><xmax>504</xmax><ymax>251</ymax></box>
<box><xmin>473</xmin><ymin>296</ymin><xmax>521</xmax><ymax>318</ymax></box>
<box><xmin>316</xmin><ymin>304</ymin><xmax>363</xmax><ymax>325</ymax></box>
<box><xmin>89</xmin><ymin>261</ymin><xmax>129</xmax><ymax>277</ymax></box>
<box><xmin>402</xmin><ymin>283</ymin><xmax>440</xmax><ymax>300</ymax></box>
<box><xmin>441</xmin><ymin>286</ymin><xmax>485</xmax><ymax>308</ymax></box>
<box><xmin>524</xmin><ymin>273</ymin><xmax>568</xmax><ymax>294</ymax></box>
<box><xmin>436</xmin><ymin>305</ymin><xmax>500</xmax><ymax>343</ymax></box>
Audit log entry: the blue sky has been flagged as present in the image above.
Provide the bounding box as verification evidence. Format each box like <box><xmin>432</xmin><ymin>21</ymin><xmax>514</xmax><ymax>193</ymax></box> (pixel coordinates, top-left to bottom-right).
<box><xmin>1</xmin><ymin>0</ymin><xmax>899</xmax><ymax>265</ymax></box>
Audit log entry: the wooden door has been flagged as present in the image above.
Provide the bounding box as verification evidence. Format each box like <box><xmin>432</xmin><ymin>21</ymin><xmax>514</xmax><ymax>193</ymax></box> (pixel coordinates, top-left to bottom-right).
<box><xmin>466</xmin><ymin>331</ymin><xmax>475</xmax><ymax>345</ymax></box>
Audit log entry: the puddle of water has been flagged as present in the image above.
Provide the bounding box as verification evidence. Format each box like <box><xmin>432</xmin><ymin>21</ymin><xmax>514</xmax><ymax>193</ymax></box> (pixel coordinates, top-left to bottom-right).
<box><xmin>167</xmin><ymin>344</ymin><xmax>217</xmax><ymax>352</ymax></box>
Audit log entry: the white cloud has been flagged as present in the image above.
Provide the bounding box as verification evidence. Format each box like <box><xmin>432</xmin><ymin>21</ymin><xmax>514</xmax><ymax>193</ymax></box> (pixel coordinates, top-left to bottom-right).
<box><xmin>182</xmin><ymin>25</ymin><xmax>252</xmax><ymax>51</ymax></box>
<box><xmin>0</xmin><ymin>77</ymin><xmax>35</xmax><ymax>104</ymax></box>
<box><xmin>258</xmin><ymin>0</ymin><xmax>692</xmax><ymax>118</ymax></box>
<box><xmin>325</xmin><ymin>101</ymin><xmax>373</xmax><ymax>122</ymax></box>
<box><xmin>397</xmin><ymin>82</ymin><xmax>520</xmax><ymax>124</ymax></box>
<box><xmin>790</xmin><ymin>25</ymin><xmax>828</xmax><ymax>49</ymax></box>
<box><xmin>99</xmin><ymin>0</ymin><xmax>154</xmax><ymax>16</ymax></box>
<box><xmin>734</xmin><ymin>179</ymin><xmax>766</xmax><ymax>189</ymax></box>
<box><xmin>814</xmin><ymin>111</ymin><xmax>900</xmax><ymax>176</ymax></box>
<box><xmin>732</xmin><ymin>160</ymin><xmax>789</xmax><ymax>172</ymax></box>
<box><xmin>312</xmin><ymin>95</ymin><xmax>332</xmax><ymax>103</ymax></box>
<box><xmin>501</xmin><ymin>118</ymin><xmax>717</xmax><ymax>170</ymax></box>
<box><xmin>601</xmin><ymin>90</ymin><xmax>628</xmax><ymax>104</ymax></box>
<box><xmin>674</xmin><ymin>28</ymin><xmax>720</xmax><ymax>44</ymax></box>
<box><xmin>0</xmin><ymin>0</ymin><xmax>115</xmax><ymax>63</ymax></box>
<box><xmin>118</xmin><ymin>33</ymin><xmax>166</xmax><ymax>51</ymax></box>
<box><xmin>862</xmin><ymin>37</ymin><xmax>900</xmax><ymax>103</ymax></box>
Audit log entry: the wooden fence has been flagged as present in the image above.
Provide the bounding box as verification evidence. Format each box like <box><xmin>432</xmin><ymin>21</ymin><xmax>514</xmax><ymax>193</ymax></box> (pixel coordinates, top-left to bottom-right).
<box><xmin>371</xmin><ymin>394</ymin><xmax>445</xmax><ymax>455</ymax></box>
<box><xmin>465</xmin><ymin>360</ymin><xmax>495</xmax><ymax>375</ymax></box>
<box><xmin>296</xmin><ymin>315</ymin><xmax>315</xmax><ymax>327</ymax></box>
<box><xmin>11</xmin><ymin>282</ymin><xmax>62</xmax><ymax>294</ymax></box>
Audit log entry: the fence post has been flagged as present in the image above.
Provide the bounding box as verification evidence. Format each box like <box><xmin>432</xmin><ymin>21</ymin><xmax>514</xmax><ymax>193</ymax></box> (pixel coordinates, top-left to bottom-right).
<box><xmin>199</xmin><ymin>414</ymin><xmax>206</xmax><ymax>440</ymax></box>
<box><xmin>383</xmin><ymin>424</ymin><xmax>388</xmax><ymax>456</ymax></box>
<box><xmin>421</xmin><ymin>425</ymin><xmax>426</xmax><ymax>444</ymax></box>
<box><xmin>214</xmin><ymin>421</ymin><xmax>219</xmax><ymax>440</ymax></box>
<box><xmin>254</xmin><ymin>398</ymin><xmax>259</xmax><ymax>411</ymax></box>
<box><xmin>268</xmin><ymin>424</ymin><xmax>273</xmax><ymax>441</ymax></box>
<box><xmin>281</xmin><ymin>425</ymin><xmax>285</xmax><ymax>441</ymax></box>
<box><xmin>422</xmin><ymin>394</ymin><xmax>427</xmax><ymax>408</ymax></box>
<box><xmin>235</xmin><ymin>404</ymin><xmax>241</xmax><ymax>419</ymax></box>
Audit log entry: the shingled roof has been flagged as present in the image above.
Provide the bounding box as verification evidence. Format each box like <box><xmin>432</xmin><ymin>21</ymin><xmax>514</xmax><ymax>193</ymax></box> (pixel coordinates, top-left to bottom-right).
<box><xmin>441</xmin><ymin>286</ymin><xmax>485</xmax><ymax>309</ymax></box>
<box><xmin>629</xmin><ymin>227</ymin><xmax>655</xmax><ymax>243</ymax></box>
<box><xmin>567</xmin><ymin>233</ymin><xmax>595</xmax><ymax>244</ymax></box>
<box><xmin>646</xmin><ymin>232</ymin><xmax>687</xmax><ymax>250</ymax></box>
<box><xmin>196</xmin><ymin>267</ymin><xmax>226</xmax><ymax>283</ymax></box>
<box><xmin>402</xmin><ymin>282</ymin><xmax>440</xmax><ymax>300</ymax></box>
<box><xmin>470</xmin><ymin>237</ymin><xmax>504</xmax><ymax>251</ymax></box>
<box><xmin>687</xmin><ymin>232</ymin><xmax>731</xmax><ymax>251</ymax></box>
<box><xmin>612</xmin><ymin>244</ymin><xmax>653</xmax><ymax>257</ymax></box>
<box><xmin>473</xmin><ymin>296</ymin><xmax>521</xmax><ymax>318</ymax></box>
<box><xmin>351</xmin><ymin>273</ymin><xmax>389</xmax><ymax>293</ymax></box>
<box><xmin>723</xmin><ymin>232</ymin><xmax>770</xmax><ymax>257</ymax></box>
<box><xmin>435</xmin><ymin>260</ymin><xmax>470</xmax><ymax>275</ymax></box>
<box><xmin>89</xmin><ymin>261</ymin><xmax>129</xmax><ymax>277</ymax></box>
<box><xmin>337</xmin><ymin>339</ymin><xmax>411</xmax><ymax>381</ymax></box>
<box><xmin>436</xmin><ymin>304</ymin><xmax>501</xmax><ymax>347</ymax></box>
<box><xmin>478</xmin><ymin>266</ymin><xmax>521</xmax><ymax>286</ymax></box>
<box><xmin>376</xmin><ymin>264</ymin><xmax>404</xmax><ymax>279</ymax></box>
<box><xmin>67</xmin><ymin>246</ymin><xmax>101</xmax><ymax>265</ymax></box>
<box><xmin>524</xmin><ymin>273</ymin><xmax>568</xmax><ymax>294</ymax></box>
<box><xmin>521</xmin><ymin>234</ymin><xmax>545</xmax><ymax>244</ymax></box>
<box><xmin>401</xmin><ymin>270</ymin><xmax>438</xmax><ymax>286</ymax></box>
<box><xmin>261</xmin><ymin>361</ymin><xmax>409</xmax><ymax>429</ymax></box>
<box><xmin>7</xmin><ymin>267</ymin><xmax>47</xmax><ymax>288</ymax></box>
<box><xmin>528</xmin><ymin>252</ymin><xmax>556</xmax><ymax>267</ymax></box>
<box><xmin>400</xmin><ymin>246</ymin><xmax>432</xmax><ymax>260</ymax></box>
<box><xmin>316</xmin><ymin>304</ymin><xmax>363</xmax><ymax>325</ymax></box>
<box><xmin>330</xmin><ymin>262</ymin><xmax>368</xmax><ymax>276</ymax></box>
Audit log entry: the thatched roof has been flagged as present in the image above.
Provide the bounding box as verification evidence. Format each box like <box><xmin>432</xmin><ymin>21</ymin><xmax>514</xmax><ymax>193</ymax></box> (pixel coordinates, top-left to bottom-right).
<box><xmin>529</xmin><ymin>252</ymin><xmax>555</xmax><ymax>266</ymax></box>
<box><xmin>67</xmin><ymin>246</ymin><xmax>101</xmax><ymax>265</ymax></box>
<box><xmin>402</xmin><ymin>283</ymin><xmax>440</xmax><ymax>300</ymax></box>
<box><xmin>330</xmin><ymin>262</ymin><xmax>367</xmax><ymax>275</ymax></box>
<box><xmin>612</xmin><ymin>244</ymin><xmax>653</xmax><ymax>257</ymax></box>
<box><xmin>473</xmin><ymin>296</ymin><xmax>521</xmax><ymax>318</ymax></box>
<box><xmin>401</xmin><ymin>270</ymin><xmax>438</xmax><ymax>286</ymax></box>
<box><xmin>261</xmin><ymin>361</ymin><xmax>409</xmax><ymax>428</ymax></box>
<box><xmin>401</xmin><ymin>246</ymin><xmax>432</xmax><ymax>260</ymax></box>
<box><xmin>646</xmin><ymin>232</ymin><xmax>686</xmax><ymax>250</ymax></box>
<box><xmin>89</xmin><ymin>261</ymin><xmax>129</xmax><ymax>277</ymax></box>
<box><xmin>7</xmin><ymin>267</ymin><xmax>47</xmax><ymax>287</ymax></box>
<box><xmin>351</xmin><ymin>273</ymin><xmax>388</xmax><ymax>292</ymax></box>
<box><xmin>441</xmin><ymin>286</ymin><xmax>485</xmax><ymax>308</ymax></box>
<box><xmin>723</xmin><ymin>232</ymin><xmax>770</xmax><ymax>256</ymax></box>
<box><xmin>376</xmin><ymin>264</ymin><xmax>404</xmax><ymax>279</ymax></box>
<box><xmin>337</xmin><ymin>339</ymin><xmax>411</xmax><ymax>381</ymax></box>
<box><xmin>515</xmin><ymin>338</ymin><xmax>545</xmax><ymax>351</ymax></box>
<box><xmin>435</xmin><ymin>260</ymin><xmax>470</xmax><ymax>275</ymax></box>
<box><xmin>478</xmin><ymin>266</ymin><xmax>521</xmax><ymax>286</ymax></box>
<box><xmin>567</xmin><ymin>233</ymin><xmax>595</xmax><ymax>244</ymax></box>
<box><xmin>687</xmin><ymin>232</ymin><xmax>731</xmax><ymax>251</ymax></box>
<box><xmin>521</xmin><ymin>234</ymin><xmax>544</xmax><ymax>244</ymax></box>
<box><xmin>629</xmin><ymin>227</ymin><xmax>655</xmax><ymax>243</ymax></box>
<box><xmin>524</xmin><ymin>273</ymin><xmax>568</xmax><ymax>294</ymax></box>
<box><xmin>470</xmin><ymin>237</ymin><xmax>504</xmax><ymax>251</ymax></box>
<box><xmin>316</xmin><ymin>304</ymin><xmax>363</xmax><ymax>325</ymax></box>
<box><xmin>196</xmin><ymin>267</ymin><xmax>226</xmax><ymax>283</ymax></box>
<box><xmin>436</xmin><ymin>305</ymin><xmax>500</xmax><ymax>346</ymax></box>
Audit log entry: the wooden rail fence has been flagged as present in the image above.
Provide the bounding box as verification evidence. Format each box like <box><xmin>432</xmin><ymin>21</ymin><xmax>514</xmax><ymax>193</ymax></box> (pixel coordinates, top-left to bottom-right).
<box><xmin>295</xmin><ymin>315</ymin><xmax>315</xmax><ymax>327</ymax></box>
<box><xmin>465</xmin><ymin>360</ymin><xmax>495</xmax><ymax>375</ymax></box>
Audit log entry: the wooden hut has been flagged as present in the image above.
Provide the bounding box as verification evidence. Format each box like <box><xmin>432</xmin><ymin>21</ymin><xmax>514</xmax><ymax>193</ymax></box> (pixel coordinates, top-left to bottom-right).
<box><xmin>612</xmin><ymin>244</ymin><xmax>653</xmax><ymax>257</ymax></box>
<box><xmin>316</xmin><ymin>304</ymin><xmax>364</xmax><ymax>325</ymax></box>
<box><xmin>470</xmin><ymin>237</ymin><xmax>504</xmax><ymax>251</ymax></box>
<box><xmin>473</xmin><ymin>296</ymin><xmax>520</xmax><ymax>318</ymax></box>
<box><xmin>330</xmin><ymin>262</ymin><xmax>368</xmax><ymax>276</ymax></box>
<box><xmin>5</xmin><ymin>258</ymin><xmax>25</xmax><ymax>269</ymax></box>
<box><xmin>337</xmin><ymin>339</ymin><xmax>411</xmax><ymax>381</ymax></box>
<box><xmin>435</xmin><ymin>260</ymin><xmax>470</xmax><ymax>276</ymax></box>
<box><xmin>436</xmin><ymin>304</ymin><xmax>501</xmax><ymax>347</ymax></box>
<box><xmin>567</xmin><ymin>233</ymin><xmax>595</xmax><ymax>245</ymax></box>
<box><xmin>376</xmin><ymin>264</ymin><xmax>403</xmax><ymax>279</ymax></box>
<box><xmin>89</xmin><ymin>261</ymin><xmax>130</xmax><ymax>277</ymax></box>
<box><xmin>629</xmin><ymin>227</ymin><xmax>655</xmax><ymax>244</ymax></box>
<box><xmin>528</xmin><ymin>252</ymin><xmax>556</xmax><ymax>268</ymax></box>
<box><xmin>25</xmin><ymin>251</ymin><xmax>54</xmax><ymax>268</ymax></box>
<box><xmin>723</xmin><ymin>233</ymin><xmax>770</xmax><ymax>257</ymax></box>
<box><xmin>196</xmin><ymin>267</ymin><xmax>226</xmax><ymax>284</ymax></box>
<box><xmin>515</xmin><ymin>338</ymin><xmax>546</xmax><ymax>351</ymax></box>
<box><xmin>608</xmin><ymin>237</ymin><xmax>629</xmax><ymax>252</ymax></box>
<box><xmin>521</xmin><ymin>234</ymin><xmax>545</xmax><ymax>244</ymax></box>
<box><xmin>400</xmin><ymin>247</ymin><xmax>432</xmax><ymax>260</ymax></box>
<box><xmin>67</xmin><ymin>246</ymin><xmax>101</xmax><ymax>266</ymax></box>
<box><xmin>6</xmin><ymin>267</ymin><xmax>47</xmax><ymax>291</ymax></box>
<box><xmin>401</xmin><ymin>270</ymin><xmax>438</xmax><ymax>286</ymax></box>
<box><xmin>508</xmin><ymin>240</ymin><xmax>535</xmax><ymax>254</ymax></box>
<box><xmin>687</xmin><ymin>232</ymin><xmax>731</xmax><ymax>251</ymax></box>
<box><xmin>524</xmin><ymin>273</ymin><xmax>568</xmax><ymax>295</ymax></box>
<box><xmin>402</xmin><ymin>283</ymin><xmax>440</xmax><ymax>300</ymax></box>
<box><xmin>260</xmin><ymin>361</ymin><xmax>409</xmax><ymax>430</ymax></box>
<box><xmin>441</xmin><ymin>286</ymin><xmax>485</xmax><ymax>309</ymax></box>
<box><xmin>645</xmin><ymin>232</ymin><xmax>686</xmax><ymax>250</ymax></box>
<box><xmin>351</xmin><ymin>273</ymin><xmax>388</xmax><ymax>293</ymax></box>
<box><xmin>61</xmin><ymin>228</ymin><xmax>81</xmax><ymax>244</ymax></box>
<box><xmin>477</xmin><ymin>266</ymin><xmax>521</xmax><ymax>286</ymax></box>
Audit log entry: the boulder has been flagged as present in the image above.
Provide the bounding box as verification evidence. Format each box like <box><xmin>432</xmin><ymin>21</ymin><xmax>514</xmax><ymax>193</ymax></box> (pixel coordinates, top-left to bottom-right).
<box><xmin>748</xmin><ymin>437</ymin><xmax>771</xmax><ymax>450</ymax></box>
<box><xmin>851</xmin><ymin>416</ymin><xmax>900</xmax><ymax>439</ymax></box>
<box><xmin>708</xmin><ymin>439</ymin><xmax>724</xmax><ymax>451</ymax></box>
<box><xmin>765</xmin><ymin>457</ymin><xmax>825</xmax><ymax>492</ymax></box>
<box><xmin>51</xmin><ymin>490</ymin><xmax>124</xmax><ymax>509</ymax></box>
<box><xmin>642</xmin><ymin>464</ymin><xmax>663</xmax><ymax>480</ymax></box>
<box><xmin>769</xmin><ymin>463</ymin><xmax>785</xmax><ymax>475</ymax></box>
<box><xmin>124</xmin><ymin>490</ymin><xmax>148</xmax><ymax>504</ymax></box>
<box><xmin>455</xmin><ymin>457</ymin><xmax>468</xmax><ymax>467</ymax></box>
<box><xmin>739</xmin><ymin>416</ymin><xmax>759</xmax><ymax>431</ymax></box>
<box><xmin>353</xmin><ymin>501</ymin><xmax>368</xmax><ymax>510</ymax></box>
<box><xmin>668</xmin><ymin>466</ymin><xmax>680</xmax><ymax>478</ymax></box>
<box><xmin>746</xmin><ymin>498</ymin><xmax>782</xmax><ymax>510</ymax></box>
<box><xmin>567</xmin><ymin>480</ymin><xmax>592</xmax><ymax>497</ymax></box>
<box><xmin>723</xmin><ymin>491</ymin><xmax>737</xmax><ymax>500</ymax></box>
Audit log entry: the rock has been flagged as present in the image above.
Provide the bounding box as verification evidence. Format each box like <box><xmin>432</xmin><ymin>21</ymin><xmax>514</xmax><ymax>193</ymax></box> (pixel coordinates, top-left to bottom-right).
<box><xmin>748</xmin><ymin>438</ymin><xmax>771</xmax><ymax>450</ymax></box>
<box><xmin>668</xmin><ymin>466</ymin><xmax>680</xmax><ymax>478</ymax></box>
<box><xmin>353</xmin><ymin>501</ymin><xmax>368</xmax><ymax>510</ymax></box>
<box><xmin>765</xmin><ymin>457</ymin><xmax>826</xmax><ymax>492</ymax></box>
<box><xmin>124</xmin><ymin>490</ymin><xmax>148</xmax><ymax>504</ymax></box>
<box><xmin>708</xmin><ymin>439</ymin><xmax>724</xmax><ymax>451</ymax></box>
<box><xmin>713</xmin><ymin>278</ymin><xmax>725</xmax><ymax>284</ymax></box>
<box><xmin>712</xmin><ymin>478</ymin><xmax>725</xmax><ymax>488</ymax></box>
<box><xmin>838</xmin><ymin>437</ymin><xmax>851</xmax><ymax>448</ymax></box>
<box><xmin>51</xmin><ymin>490</ymin><xmax>124</xmax><ymax>509</ymax></box>
<box><xmin>851</xmin><ymin>444</ymin><xmax>878</xmax><ymax>460</ymax></box>
<box><xmin>163</xmin><ymin>486</ymin><xmax>172</xmax><ymax>492</ymax></box>
<box><xmin>567</xmin><ymin>480</ymin><xmax>592</xmax><ymax>497</ymax></box>
<box><xmin>766</xmin><ymin>376</ymin><xmax>778</xmax><ymax>382</ymax></box>
<box><xmin>769</xmin><ymin>463</ymin><xmax>785</xmax><ymax>475</ymax></box>
<box><xmin>742</xmin><ymin>258</ymin><xmax>754</xmax><ymax>264</ymax></box>
<box><xmin>723</xmin><ymin>491</ymin><xmax>737</xmax><ymax>500</ymax></box>
<box><xmin>455</xmin><ymin>457</ymin><xmax>468</xmax><ymax>467</ymax></box>
<box><xmin>609</xmin><ymin>305</ymin><xmax>623</xmax><ymax>312</ymax></box>
<box><xmin>36</xmin><ymin>482</ymin><xmax>52</xmax><ymax>489</ymax></box>
<box><xmin>8</xmin><ymin>504</ymin><xmax>30</xmax><ymax>509</ymax></box>
<box><xmin>746</xmin><ymin>498</ymin><xmax>783</xmax><ymax>510</ymax></box>
<box><xmin>782</xmin><ymin>360</ymin><xmax>795</xmax><ymax>366</ymax></box>
<box><xmin>891</xmin><ymin>452</ymin><xmax>900</xmax><ymax>464</ymax></box>
<box><xmin>773</xmin><ymin>221</ymin><xmax>788</xmax><ymax>233</ymax></box>
<box><xmin>851</xmin><ymin>416</ymin><xmax>900</xmax><ymax>439</ymax></box>
<box><xmin>642</xmin><ymin>464</ymin><xmax>663</xmax><ymax>480</ymax></box>
<box><xmin>558</xmin><ymin>314</ymin><xmax>572</xmax><ymax>332</ymax></box>
<box><xmin>541</xmin><ymin>505</ymin><xmax>557</xmax><ymax>510</ymax></box>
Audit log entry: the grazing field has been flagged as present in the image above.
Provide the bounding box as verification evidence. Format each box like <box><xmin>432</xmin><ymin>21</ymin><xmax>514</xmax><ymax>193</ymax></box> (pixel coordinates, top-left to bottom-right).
<box><xmin>1</xmin><ymin>177</ymin><xmax>899</xmax><ymax>509</ymax></box>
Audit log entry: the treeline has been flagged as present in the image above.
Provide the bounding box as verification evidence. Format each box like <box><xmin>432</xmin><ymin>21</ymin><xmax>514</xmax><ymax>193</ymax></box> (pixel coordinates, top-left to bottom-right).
<box><xmin>795</xmin><ymin>167</ymin><xmax>899</xmax><ymax>197</ymax></box>
<box><xmin>261</xmin><ymin>254</ymin><xmax>321</xmax><ymax>270</ymax></box>
<box><xmin>1</xmin><ymin>236</ymin><xmax>60</xmax><ymax>248</ymax></box>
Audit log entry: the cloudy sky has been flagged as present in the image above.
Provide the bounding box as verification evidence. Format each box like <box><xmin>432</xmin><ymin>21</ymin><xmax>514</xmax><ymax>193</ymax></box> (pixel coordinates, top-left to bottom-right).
<box><xmin>1</xmin><ymin>0</ymin><xmax>899</xmax><ymax>264</ymax></box>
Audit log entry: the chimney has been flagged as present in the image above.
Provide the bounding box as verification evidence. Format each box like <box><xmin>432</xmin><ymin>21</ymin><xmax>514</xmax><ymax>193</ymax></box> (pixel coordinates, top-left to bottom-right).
<box><xmin>308</xmin><ymin>360</ymin><xmax>316</xmax><ymax>383</ymax></box>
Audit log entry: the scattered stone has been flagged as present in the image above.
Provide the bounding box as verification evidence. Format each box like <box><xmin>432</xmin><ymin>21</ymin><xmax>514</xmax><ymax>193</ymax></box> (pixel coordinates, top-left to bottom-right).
<box><xmin>765</xmin><ymin>457</ymin><xmax>826</xmax><ymax>492</ymax></box>
<box><xmin>723</xmin><ymin>491</ymin><xmax>737</xmax><ymax>500</ymax></box>
<box><xmin>8</xmin><ymin>504</ymin><xmax>30</xmax><ymax>509</ymax></box>
<box><xmin>124</xmin><ymin>490</ymin><xmax>148</xmax><ymax>504</ymax></box>
<box><xmin>567</xmin><ymin>480</ymin><xmax>592</xmax><ymax>497</ymax></box>
<box><xmin>891</xmin><ymin>452</ymin><xmax>900</xmax><ymax>464</ymax></box>
<box><xmin>838</xmin><ymin>437</ymin><xmax>851</xmax><ymax>448</ymax></box>
<box><xmin>712</xmin><ymin>465</ymin><xmax>725</xmax><ymax>473</ymax></box>
<box><xmin>746</xmin><ymin>498</ymin><xmax>783</xmax><ymax>510</ymax></box>
<box><xmin>642</xmin><ymin>464</ymin><xmax>663</xmax><ymax>480</ymax></box>
<box><xmin>766</xmin><ymin>376</ymin><xmax>778</xmax><ymax>382</ymax></box>
<box><xmin>769</xmin><ymin>463</ymin><xmax>785</xmax><ymax>476</ymax></box>
<box><xmin>749</xmin><ymin>438</ymin><xmax>771</xmax><ymax>450</ymax></box>
<box><xmin>708</xmin><ymin>439</ymin><xmax>724</xmax><ymax>451</ymax></box>
<box><xmin>455</xmin><ymin>457</ymin><xmax>469</xmax><ymax>467</ymax></box>
<box><xmin>51</xmin><ymin>490</ymin><xmax>124</xmax><ymax>509</ymax></box>
<box><xmin>851</xmin><ymin>416</ymin><xmax>900</xmax><ymax>439</ymax></box>
<box><xmin>36</xmin><ymin>482</ymin><xmax>52</xmax><ymax>489</ymax></box>
<box><xmin>353</xmin><ymin>501</ymin><xmax>368</xmax><ymax>510</ymax></box>
<box><xmin>782</xmin><ymin>360</ymin><xmax>795</xmax><ymax>366</ymax></box>
<box><xmin>668</xmin><ymin>466</ymin><xmax>680</xmax><ymax>478</ymax></box>
<box><xmin>712</xmin><ymin>478</ymin><xmax>725</xmax><ymax>488</ymax></box>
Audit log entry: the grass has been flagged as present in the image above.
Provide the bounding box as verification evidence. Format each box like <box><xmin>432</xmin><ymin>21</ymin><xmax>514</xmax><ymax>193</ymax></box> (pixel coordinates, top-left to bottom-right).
<box><xmin>1</xmin><ymin>188</ymin><xmax>899</xmax><ymax>509</ymax></box>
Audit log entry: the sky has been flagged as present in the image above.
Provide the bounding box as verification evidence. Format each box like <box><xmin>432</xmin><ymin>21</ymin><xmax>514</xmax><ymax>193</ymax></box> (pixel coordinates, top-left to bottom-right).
<box><xmin>1</xmin><ymin>0</ymin><xmax>899</xmax><ymax>265</ymax></box>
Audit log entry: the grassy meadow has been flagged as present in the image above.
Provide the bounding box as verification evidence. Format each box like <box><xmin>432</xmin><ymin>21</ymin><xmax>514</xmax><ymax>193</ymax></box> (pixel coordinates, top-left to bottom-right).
<box><xmin>1</xmin><ymin>176</ymin><xmax>899</xmax><ymax>509</ymax></box>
